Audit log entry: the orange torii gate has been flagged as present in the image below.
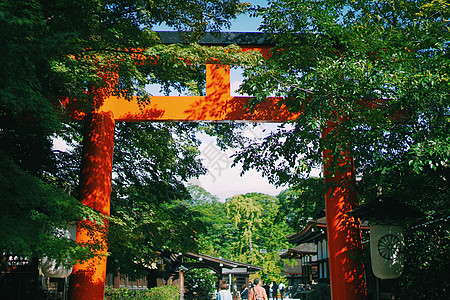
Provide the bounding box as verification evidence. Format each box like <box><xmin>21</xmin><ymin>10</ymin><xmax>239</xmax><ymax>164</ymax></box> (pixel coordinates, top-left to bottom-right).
<box><xmin>67</xmin><ymin>32</ymin><xmax>366</xmax><ymax>300</ymax></box>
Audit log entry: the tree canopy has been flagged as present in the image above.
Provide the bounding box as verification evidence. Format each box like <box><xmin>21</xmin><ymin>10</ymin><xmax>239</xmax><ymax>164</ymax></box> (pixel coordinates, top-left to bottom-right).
<box><xmin>190</xmin><ymin>190</ymin><xmax>296</xmax><ymax>283</ymax></box>
<box><xmin>236</xmin><ymin>0</ymin><xmax>449</xmax><ymax>187</ymax></box>
<box><xmin>233</xmin><ymin>1</ymin><xmax>449</xmax><ymax>298</ymax></box>
<box><xmin>0</xmin><ymin>0</ymin><xmax>253</xmax><ymax>269</ymax></box>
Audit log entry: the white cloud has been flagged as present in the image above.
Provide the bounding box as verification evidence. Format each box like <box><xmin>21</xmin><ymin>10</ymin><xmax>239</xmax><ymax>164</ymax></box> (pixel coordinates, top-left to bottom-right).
<box><xmin>189</xmin><ymin>123</ymin><xmax>322</xmax><ymax>202</ymax></box>
<box><xmin>191</xmin><ymin>160</ymin><xmax>285</xmax><ymax>202</ymax></box>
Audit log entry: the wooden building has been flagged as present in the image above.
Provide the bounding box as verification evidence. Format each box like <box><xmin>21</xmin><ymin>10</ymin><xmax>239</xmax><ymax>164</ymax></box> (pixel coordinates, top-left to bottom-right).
<box><xmin>280</xmin><ymin>243</ymin><xmax>318</xmax><ymax>287</ymax></box>
<box><xmin>105</xmin><ymin>252</ymin><xmax>263</xmax><ymax>298</ymax></box>
<box><xmin>284</xmin><ymin>216</ymin><xmax>369</xmax><ymax>286</ymax></box>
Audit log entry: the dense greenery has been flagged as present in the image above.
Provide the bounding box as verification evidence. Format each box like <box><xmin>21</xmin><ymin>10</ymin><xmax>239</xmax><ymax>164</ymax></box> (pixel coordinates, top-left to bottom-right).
<box><xmin>188</xmin><ymin>187</ymin><xmax>324</xmax><ymax>284</ymax></box>
<box><xmin>232</xmin><ymin>0</ymin><xmax>449</xmax><ymax>299</ymax></box>
<box><xmin>400</xmin><ymin>216</ymin><xmax>449</xmax><ymax>299</ymax></box>
<box><xmin>0</xmin><ymin>0</ymin><xmax>253</xmax><ymax>274</ymax></box>
<box><xmin>237</xmin><ymin>0</ymin><xmax>449</xmax><ymax>186</ymax></box>
<box><xmin>104</xmin><ymin>285</ymin><xmax>179</xmax><ymax>300</ymax></box>
<box><xmin>184</xmin><ymin>268</ymin><xmax>216</xmax><ymax>300</ymax></box>
<box><xmin>277</xmin><ymin>177</ymin><xmax>325</xmax><ymax>230</ymax></box>
<box><xmin>0</xmin><ymin>153</ymin><xmax>100</xmax><ymax>265</ymax></box>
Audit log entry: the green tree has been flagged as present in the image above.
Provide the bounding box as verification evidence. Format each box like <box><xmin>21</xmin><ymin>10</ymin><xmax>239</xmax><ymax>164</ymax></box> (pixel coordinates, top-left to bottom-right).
<box><xmin>184</xmin><ymin>268</ymin><xmax>217</xmax><ymax>300</ymax></box>
<box><xmin>226</xmin><ymin>193</ymin><xmax>264</xmax><ymax>257</ymax></box>
<box><xmin>187</xmin><ymin>185</ymin><xmax>236</xmax><ymax>258</ymax></box>
<box><xmin>187</xmin><ymin>190</ymin><xmax>294</xmax><ymax>283</ymax></box>
<box><xmin>0</xmin><ymin>0</ymin><xmax>255</xmax><ymax>278</ymax></box>
<box><xmin>236</xmin><ymin>0</ymin><xmax>449</xmax><ymax>184</ymax></box>
<box><xmin>234</xmin><ymin>1</ymin><xmax>449</xmax><ymax>298</ymax></box>
<box><xmin>188</xmin><ymin>185</ymin><xmax>220</xmax><ymax>206</ymax></box>
<box><xmin>0</xmin><ymin>153</ymin><xmax>102</xmax><ymax>265</ymax></box>
<box><xmin>224</xmin><ymin>193</ymin><xmax>292</xmax><ymax>282</ymax></box>
<box><xmin>277</xmin><ymin>177</ymin><xmax>326</xmax><ymax>231</ymax></box>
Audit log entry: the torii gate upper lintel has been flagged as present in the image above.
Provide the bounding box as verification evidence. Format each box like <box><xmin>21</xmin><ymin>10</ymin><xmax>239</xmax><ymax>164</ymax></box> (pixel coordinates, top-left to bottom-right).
<box><xmin>67</xmin><ymin>32</ymin><xmax>366</xmax><ymax>300</ymax></box>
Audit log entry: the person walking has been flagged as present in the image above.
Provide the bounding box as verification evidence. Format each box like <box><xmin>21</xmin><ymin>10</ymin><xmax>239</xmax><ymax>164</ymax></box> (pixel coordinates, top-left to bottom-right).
<box><xmin>232</xmin><ymin>284</ymin><xmax>241</xmax><ymax>300</ymax></box>
<box><xmin>248</xmin><ymin>278</ymin><xmax>268</xmax><ymax>300</ymax></box>
<box><xmin>217</xmin><ymin>281</ymin><xmax>233</xmax><ymax>300</ymax></box>
<box><xmin>278</xmin><ymin>282</ymin><xmax>286</xmax><ymax>300</ymax></box>
<box><xmin>263</xmin><ymin>282</ymin><xmax>270</xmax><ymax>298</ymax></box>
<box><xmin>271</xmin><ymin>282</ymin><xmax>278</xmax><ymax>300</ymax></box>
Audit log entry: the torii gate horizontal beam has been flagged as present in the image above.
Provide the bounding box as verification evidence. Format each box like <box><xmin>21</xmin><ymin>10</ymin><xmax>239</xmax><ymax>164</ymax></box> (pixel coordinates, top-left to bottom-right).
<box><xmin>98</xmin><ymin>64</ymin><xmax>296</xmax><ymax>122</ymax></box>
<box><xmin>97</xmin><ymin>32</ymin><xmax>287</xmax><ymax>122</ymax></box>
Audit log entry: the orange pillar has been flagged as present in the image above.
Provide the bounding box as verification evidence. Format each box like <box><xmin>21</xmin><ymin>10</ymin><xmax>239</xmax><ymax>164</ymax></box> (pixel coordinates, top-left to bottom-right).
<box><xmin>68</xmin><ymin>111</ymin><xmax>115</xmax><ymax>300</ymax></box>
<box><xmin>322</xmin><ymin>121</ymin><xmax>367</xmax><ymax>300</ymax></box>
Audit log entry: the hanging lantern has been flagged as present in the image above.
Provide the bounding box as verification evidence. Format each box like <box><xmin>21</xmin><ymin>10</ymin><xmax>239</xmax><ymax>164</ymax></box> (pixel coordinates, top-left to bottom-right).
<box><xmin>40</xmin><ymin>256</ymin><xmax>73</xmax><ymax>278</ymax></box>
<box><xmin>40</xmin><ymin>224</ymin><xmax>77</xmax><ymax>278</ymax></box>
<box><xmin>369</xmin><ymin>222</ymin><xmax>404</xmax><ymax>279</ymax></box>
<box><xmin>349</xmin><ymin>197</ymin><xmax>422</xmax><ymax>279</ymax></box>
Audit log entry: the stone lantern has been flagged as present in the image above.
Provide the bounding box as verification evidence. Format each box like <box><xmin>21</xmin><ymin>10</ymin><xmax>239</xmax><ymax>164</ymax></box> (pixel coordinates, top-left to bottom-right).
<box><xmin>349</xmin><ymin>197</ymin><xmax>423</xmax><ymax>279</ymax></box>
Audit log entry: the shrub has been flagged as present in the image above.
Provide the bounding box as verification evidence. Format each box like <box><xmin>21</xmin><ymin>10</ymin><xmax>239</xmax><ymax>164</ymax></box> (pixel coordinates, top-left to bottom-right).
<box><xmin>184</xmin><ymin>268</ymin><xmax>216</xmax><ymax>300</ymax></box>
<box><xmin>146</xmin><ymin>285</ymin><xmax>180</xmax><ymax>300</ymax></box>
<box><xmin>309</xmin><ymin>283</ymin><xmax>331</xmax><ymax>300</ymax></box>
<box><xmin>105</xmin><ymin>285</ymin><xmax>179</xmax><ymax>300</ymax></box>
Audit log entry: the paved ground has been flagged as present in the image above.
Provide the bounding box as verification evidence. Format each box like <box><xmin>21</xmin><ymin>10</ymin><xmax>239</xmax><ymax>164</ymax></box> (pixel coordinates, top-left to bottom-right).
<box><xmin>264</xmin><ymin>297</ymin><xmax>303</xmax><ymax>300</ymax></box>
<box><xmin>267</xmin><ymin>298</ymin><xmax>302</xmax><ymax>300</ymax></box>
<box><xmin>240</xmin><ymin>292</ymin><xmax>308</xmax><ymax>300</ymax></box>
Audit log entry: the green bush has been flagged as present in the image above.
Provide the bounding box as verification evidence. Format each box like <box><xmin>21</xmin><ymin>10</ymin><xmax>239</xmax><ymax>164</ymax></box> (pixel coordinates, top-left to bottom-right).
<box><xmin>309</xmin><ymin>283</ymin><xmax>331</xmax><ymax>300</ymax></box>
<box><xmin>184</xmin><ymin>268</ymin><xmax>216</xmax><ymax>300</ymax></box>
<box><xmin>105</xmin><ymin>285</ymin><xmax>179</xmax><ymax>300</ymax></box>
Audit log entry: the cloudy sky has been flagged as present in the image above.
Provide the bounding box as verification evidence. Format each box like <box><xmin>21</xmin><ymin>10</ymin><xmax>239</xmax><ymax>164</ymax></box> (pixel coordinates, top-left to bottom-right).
<box><xmin>191</xmin><ymin>123</ymin><xmax>287</xmax><ymax>202</ymax></box>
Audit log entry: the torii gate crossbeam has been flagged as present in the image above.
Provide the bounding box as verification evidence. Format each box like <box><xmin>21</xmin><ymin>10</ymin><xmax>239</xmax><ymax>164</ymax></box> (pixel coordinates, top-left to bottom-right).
<box><xmin>67</xmin><ymin>32</ymin><xmax>366</xmax><ymax>300</ymax></box>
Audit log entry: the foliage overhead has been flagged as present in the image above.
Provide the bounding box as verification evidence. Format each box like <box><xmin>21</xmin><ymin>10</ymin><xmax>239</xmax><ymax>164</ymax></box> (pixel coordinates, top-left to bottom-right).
<box><xmin>235</xmin><ymin>0</ymin><xmax>449</xmax><ymax>188</ymax></box>
<box><xmin>277</xmin><ymin>177</ymin><xmax>326</xmax><ymax>231</ymax></box>
<box><xmin>0</xmin><ymin>0</ymin><xmax>255</xmax><ymax>127</ymax></box>
<box><xmin>0</xmin><ymin>0</ymin><xmax>255</xmax><ymax>267</ymax></box>
<box><xmin>231</xmin><ymin>1</ymin><xmax>449</xmax><ymax>298</ymax></box>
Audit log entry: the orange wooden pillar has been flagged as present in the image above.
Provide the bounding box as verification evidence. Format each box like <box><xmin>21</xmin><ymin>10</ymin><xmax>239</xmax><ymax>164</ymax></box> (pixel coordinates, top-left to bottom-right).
<box><xmin>322</xmin><ymin>121</ymin><xmax>367</xmax><ymax>300</ymax></box>
<box><xmin>68</xmin><ymin>112</ymin><xmax>115</xmax><ymax>300</ymax></box>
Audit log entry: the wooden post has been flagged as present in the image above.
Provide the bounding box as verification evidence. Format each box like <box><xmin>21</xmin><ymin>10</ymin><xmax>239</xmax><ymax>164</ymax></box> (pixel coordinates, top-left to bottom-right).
<box><xmin>322</xmin><ymin>121</ymin><xmax>367</xmax><ymax>300</ymax></box>
<box><xmin>113</xmin><ymin>273</ymin><xmax>120</xmax><ymax>288</ymax></box>
<box><xmin>68</xmin><ymin>112</ymin><xmax>115</xmax><ymax>300</ymax></box>
<box><xmin>179</xmin><ymin>268</ymin><xmax>185</xmax><ymax>300</ymax></box>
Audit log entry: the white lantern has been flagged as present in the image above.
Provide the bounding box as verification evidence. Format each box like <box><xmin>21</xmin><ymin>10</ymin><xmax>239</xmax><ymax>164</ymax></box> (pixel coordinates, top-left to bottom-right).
<box><xmin>369</xmin><ymin>223</ymin><xmax>404</xmax><ymax>279</ymax></box>
<box><xmin>40</xmin><ymin>225</ymin><xmax>77</xmax><ymax>278</ymax></box>
<box><xmin>40</xmin><ymin>256</ymin><xmax>73</xmax><ymax>278</ymax></box>
<box><xmin>348</xmin><ymin>198</ymin><xmax>422</xmax><ymax>280</ymax></box>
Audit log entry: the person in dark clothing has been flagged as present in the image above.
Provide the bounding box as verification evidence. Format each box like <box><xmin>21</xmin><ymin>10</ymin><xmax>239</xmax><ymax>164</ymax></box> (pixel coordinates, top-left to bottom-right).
<box><xmin>271</xmin><ymin>282</ymin><xmax>278</xmax><ymax>300</ymax></box>
<box><xmin>263</xmin><ymin>282</ymin><xmax>270</xmax><ymax>298</ymax></box>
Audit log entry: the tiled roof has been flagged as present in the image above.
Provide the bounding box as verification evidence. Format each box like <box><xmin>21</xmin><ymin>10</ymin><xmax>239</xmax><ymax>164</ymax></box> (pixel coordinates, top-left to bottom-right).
<box><xmin>156</xmin><ymin>31</ymin><xmax>274</xmax><ymax>45</ymax></box>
